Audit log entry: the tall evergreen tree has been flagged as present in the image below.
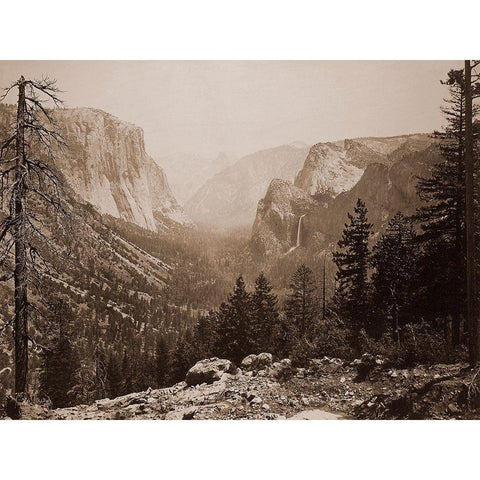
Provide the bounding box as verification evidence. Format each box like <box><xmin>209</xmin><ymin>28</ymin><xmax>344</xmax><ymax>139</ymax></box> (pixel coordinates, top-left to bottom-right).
<box><xmin>192</xmin><ymin>311</ymin><xmax>218</xmax><ymax>360</ymax></box>
<box><xmin>154</xmin><ymin>335</ymin><xmax>170</xmax><ymax>387</ymax></box>
<box><xmin>121</xmin><ymin>350</ymin><xmax>133</xmax><ymax>395</ymax></box>
<box><xmin>215</xmin><ymin>275</ymin><xmax>253</xmax><ymax>363</ymax></box>
<box><xmin>105</xmin><ymin>351</ymin><xmax>122</xmax><ymax>399</ymax></box>
<box><xmin>415</xmin><ymin>69</ymin><xmax>468</xmax><ymax>344</ymax></box>
<box><xmin>39</xmin><ymin>303</ymin><xmax>79</xmax><ymax>408</ymax></box>
<box><xmin>333</xmin><ymin>198</ymin><xmax>373</xmax><ymax>348</ymax></box>
<box><xmin>284</xmin><ymin>264</ymin><xmax>320</xmax><ymax>341</ymax></box>
<box><xmin>464</xmin><ymin>60</ymin><xmax>480</xmax><ymax>365</ymax></box>
<box><xmin>169</xmin><ymin>329</ymin><xmax>196</xmax><ymax>384</ymax></box>
<box><xmin>371</xmin><ymin>212</ymin><xmax>418</xmax><ymax>342</ymax></box>
<box><xmin>251</xmin><ymin>273</ymin><xmax>279</xmax><ymax>354</ymax></box>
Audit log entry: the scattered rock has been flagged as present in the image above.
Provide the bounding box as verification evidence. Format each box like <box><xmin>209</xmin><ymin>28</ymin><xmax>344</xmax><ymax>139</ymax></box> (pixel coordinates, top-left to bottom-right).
<box><xmin>165</xmin><ymin>406</ymin><xmax>198</xmax><ymax>420</ymax></box>
<box><xmin>447</xmin><ymin>403</ymin><xmax>461</xmax><ymax>415</ymax></box>
<box><xmin>185</xmin><ymin>358</ymin><xmax>236</xmax><ymax>386</ymax></box>
<box><xmin>241</xmin><ymin>353</ymin><xmax>273</xmax><ymax>372</ymax></box>
<box><xmin>269</xmin><ymin>358</ymin><xmax>294</xmax><ymax>382</ymax></box>
<box><xmin>296</xmin><ymin>368</ymin><xmax>306</xmax><ymax>379</ymax></box>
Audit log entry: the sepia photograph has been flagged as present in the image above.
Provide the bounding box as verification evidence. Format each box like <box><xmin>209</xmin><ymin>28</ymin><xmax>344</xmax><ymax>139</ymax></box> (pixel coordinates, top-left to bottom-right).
<box><xmin>0</xmin><ymin>58</ymin><xmax>478</xmax><ymax>422</ymax></box>
<box><xmin>3</xmin><ymin>1</ymin><xmax>480</xmax><ymax>478</ymax></box>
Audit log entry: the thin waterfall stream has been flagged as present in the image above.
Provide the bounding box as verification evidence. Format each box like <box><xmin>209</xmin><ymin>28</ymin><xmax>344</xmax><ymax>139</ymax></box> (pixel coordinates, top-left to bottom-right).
<box><xmin>286</xmin><ymin>214</ymin><xmax>306</xmax><ymax>254</ymax></box>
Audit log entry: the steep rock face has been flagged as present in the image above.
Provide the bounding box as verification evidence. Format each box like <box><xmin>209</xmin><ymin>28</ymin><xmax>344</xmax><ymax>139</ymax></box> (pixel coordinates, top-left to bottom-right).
<box><xmin>294</xmin><ymin>142</ymin><xmax>364</xmax><ymax>196</ymax></box>
<box><xmin>251</xmin><ymin>139</ymin><xmax>440</xmax><ymax>258</ymax></box>
<box><xmin>294</xmin><ymin>134</ymin><xmax>432</xmax><ymax>197</ymax></box>
<box><xmin>52</xmin><ymin>108</ymin><xmax>190</xmax><ymax>231</ymax></box>
<box><xmin>315</xmin><ymin>144</ymin><xmax>442</xmax><ymax>240</ymax></box>
<box><xmin>185</xmin><ymin>144</ymin><xmax>309</xmax><ymax>230</ymax></box>
<box><xmin>251</xmin><ymin>179</ymin><xmax>318</xmax><ymax>257</ymax></box>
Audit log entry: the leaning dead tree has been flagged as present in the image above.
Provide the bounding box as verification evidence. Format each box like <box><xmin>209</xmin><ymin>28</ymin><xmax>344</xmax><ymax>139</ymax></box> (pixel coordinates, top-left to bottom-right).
<box><xmin>0</xmin><ymin>76</ymin><xmax>67</xmax><ymax>396</ymax></box>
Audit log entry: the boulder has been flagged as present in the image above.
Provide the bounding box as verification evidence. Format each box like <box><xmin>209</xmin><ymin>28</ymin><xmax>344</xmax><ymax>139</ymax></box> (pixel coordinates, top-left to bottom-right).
<box><xmin>354</xmin><ymin>353</ymin><xmax>384</xmax><ymax>382</ymax></box>
<box><xmin>269</xmin><ymin>358</ymin><xmax>294</xmax><ymax>381</ymax></box>
<box><xmin>185</xmin><ymin>358</ymin><xmax>236</xmax><ymax>386</ymax></box>
<box><xmin>241</xmin><ymin>353</ymin><xmax>273</xmax><ymax>371</ymax></box>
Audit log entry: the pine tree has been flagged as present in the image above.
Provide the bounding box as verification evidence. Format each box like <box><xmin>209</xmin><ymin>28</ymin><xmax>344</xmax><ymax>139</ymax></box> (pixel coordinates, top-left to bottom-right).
<box><xmin>333</xmin><ymin>198</ymin><xmax>373</xmax><ymax>349</ymax></box>
<box><xmin>192</xmin><ymin>311</ymin><xmax>218</xmax><ymax>360</ymax></box>
<box><xmin>105</xmin><ymin>352</ymin><xmax>122</xmax><ymax>399</ymax></box>
<box><xmin>371</xmin><ymin>212</ymin><xmax>418</xmax><ymax>342</ymax></box>
<box><xmin>414</xmin><ymin>69</ymin><xmax>480</xmax><ymax>345</ymax></box>
<box><xmin>464</xmin><ymin>60</ymin><xmax>480</xmax><ymax>365</ymax></box>
<box><xmin>121</xmin><ymin>350</ymin><xmax>133</xmax><ymax>395</ymax></box>
<box><xmin>154</xmin><ymin>335</ymin><xmax>170</xmax><ymax>387</ymax></box>
<box><xmin>415</xmin><ymin>70</ymin><xmax>466</xmax><ymax>342</ymax></box>
<box><xmin>251</xmin><ymin>273</ymin><xmax>279</xmax><ymax>354</ymax></box>
<box><xmin>39</xmin><ymin>303</ymin><xmax>79</xmax><ymax>408</ymax></box>
<box><xmin>284</xmin><ymin>264</ymin><xmax>320</xmax><ymax>341</ymax></box>
<box><xmin>169</xmin><ymin>329</ymin><xmax>197</xmax><ymax>384</ymax></box>
<box><xmin>215</xmin><ymin>275</ymin><xmax>254</xmax><ymax>363</ymax></box>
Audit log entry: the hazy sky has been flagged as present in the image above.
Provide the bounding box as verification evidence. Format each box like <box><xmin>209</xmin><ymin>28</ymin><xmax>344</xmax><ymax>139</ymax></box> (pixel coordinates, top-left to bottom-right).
<box><xmin>0</xmin><ymin>61</ymin><xmax>463</xmax><ymax>158</ymax></box>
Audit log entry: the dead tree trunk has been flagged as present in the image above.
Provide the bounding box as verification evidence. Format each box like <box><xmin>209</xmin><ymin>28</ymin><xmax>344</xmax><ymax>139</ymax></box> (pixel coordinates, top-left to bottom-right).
<box><xmin>13</xmin><ymin>76</ymin><xmax>28</xmax><ymax>394</ymax></box>
<box><xmin>1</xmin><ymin>75</ymin><xmax>66</xmax><ymax>397</ymax></box>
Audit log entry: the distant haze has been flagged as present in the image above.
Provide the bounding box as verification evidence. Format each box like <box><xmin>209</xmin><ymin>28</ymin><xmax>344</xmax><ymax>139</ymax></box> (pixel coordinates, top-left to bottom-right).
<box><xmin>0</xmin><ymin>60</ymin><xmax>462</xmax><ymax>159</ymax></box>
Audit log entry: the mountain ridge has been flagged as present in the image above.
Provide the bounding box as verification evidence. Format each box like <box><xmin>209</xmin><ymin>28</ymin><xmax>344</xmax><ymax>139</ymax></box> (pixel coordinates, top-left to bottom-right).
<box><xmin>0</xmin><ymin>105</ymin><xmax>192</xmax><ymax>232</ymax></box>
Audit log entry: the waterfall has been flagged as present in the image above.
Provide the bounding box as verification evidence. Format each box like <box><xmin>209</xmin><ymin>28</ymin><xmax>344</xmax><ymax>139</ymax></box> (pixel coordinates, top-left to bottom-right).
<box><xmin>285</xmin><ymin>214</ymin><xmax>306</xmax><ymax>255</ymax></box>
<box><xmin>296</xmin><ymin>214</ymin><xmax>305</xmax><ymax>247</ymax></box>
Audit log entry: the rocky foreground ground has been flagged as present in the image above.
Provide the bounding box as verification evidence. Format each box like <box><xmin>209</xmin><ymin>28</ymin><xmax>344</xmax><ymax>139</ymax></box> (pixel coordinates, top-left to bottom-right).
<box><xmin>8</xmin><ymin>353</ymin><xmax>480</xmax><ymax>420</ymax></box>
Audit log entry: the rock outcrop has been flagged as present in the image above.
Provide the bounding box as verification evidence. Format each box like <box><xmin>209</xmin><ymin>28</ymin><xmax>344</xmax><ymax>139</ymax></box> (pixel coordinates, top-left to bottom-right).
<box><xmin>53</xmin><ymin>108</ymin><xmax>191</xmax><ymax>231</ymax></box>
<box><xmin>241</xmin><ymin>353</ymin><xmax>273</xmax><ymax>371</ymax></box>
<box><xmin>185</xmin><ymin>358</ymin><xmax>237</xmax><ymax>386</ymax></box>
<box><xmin>294</xmin><ymin>142</ymin><xmax>364</xmax><ymax>197</ymax></box>
<box><xmin>251</xmin><ymin>179</ymin><xmax>319</xmax><ymax>257</ymax></box>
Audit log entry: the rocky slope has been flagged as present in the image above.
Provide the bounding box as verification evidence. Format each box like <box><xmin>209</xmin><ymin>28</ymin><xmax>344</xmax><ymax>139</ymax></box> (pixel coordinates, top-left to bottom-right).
<box><xmin>0</xmin><ymin>105</ymin><xmax>191</xmax><ymax>232</ymax></box>
<box><xmin>251</xmin><ymin>135</ymin><xmax>439</xmax><ymax>258</ymax></box>
<box><xmin>10</xmin><ymin>354</ymin><xmax>478</xmax><ymax>420</ymax></box>
<box><xmin>185</xmin><ymin>143</ymin><xmax>310</xmax><ymax>230</ymax></box>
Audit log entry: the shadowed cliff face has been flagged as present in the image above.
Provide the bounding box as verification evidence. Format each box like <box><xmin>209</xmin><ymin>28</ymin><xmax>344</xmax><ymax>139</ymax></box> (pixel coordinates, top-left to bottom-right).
<box><xmin>0</xmin><ymin>105</ymin><xmax>191</xmax><ymax>232</ymax></box>
<box><xmin>250</xmin><ymin>179</ymin><xmax>318</xmax><ymax>258</ymax></box>
<box><xmin>251</xmin><ymin>135</ymin><xmax>440</xmax><ymax>258</ymax></box>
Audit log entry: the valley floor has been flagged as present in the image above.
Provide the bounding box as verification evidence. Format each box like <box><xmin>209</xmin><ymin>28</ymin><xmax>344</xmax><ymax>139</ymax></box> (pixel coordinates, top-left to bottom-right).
<box><xmin>8</xmin><ymin>356</ymin><xmax>480</xmax><ymax>420</ymax></box>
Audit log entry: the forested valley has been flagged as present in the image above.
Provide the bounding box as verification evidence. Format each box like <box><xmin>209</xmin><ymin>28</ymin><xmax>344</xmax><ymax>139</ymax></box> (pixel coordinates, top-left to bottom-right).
<box><xmin>0</xmin><ymin>63</ymin><xmax>479</xmax><ymax>420</ymax></box>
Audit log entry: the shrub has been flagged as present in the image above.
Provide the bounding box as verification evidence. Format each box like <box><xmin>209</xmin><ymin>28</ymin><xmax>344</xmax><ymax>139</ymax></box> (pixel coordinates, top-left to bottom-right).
<box><xmin>359</xmin><ymin>322</ymin><xmax>465</xmax><ymax>368</ymax></box>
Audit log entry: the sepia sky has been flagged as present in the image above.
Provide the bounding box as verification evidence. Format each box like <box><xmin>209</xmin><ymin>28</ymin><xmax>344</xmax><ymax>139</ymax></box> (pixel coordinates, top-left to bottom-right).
<box><xmin>0</xmin><ymin>60</ymin><xmax>463</xmax><ymax>159</ymax></box>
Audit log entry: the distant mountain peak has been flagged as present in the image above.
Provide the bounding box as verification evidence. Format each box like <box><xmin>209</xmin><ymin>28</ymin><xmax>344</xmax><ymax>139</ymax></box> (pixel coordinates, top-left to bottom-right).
<box><xmin>185</xmin><ymin>143</ymin><xmax>310</xmax><ymax>230</ymax></box>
